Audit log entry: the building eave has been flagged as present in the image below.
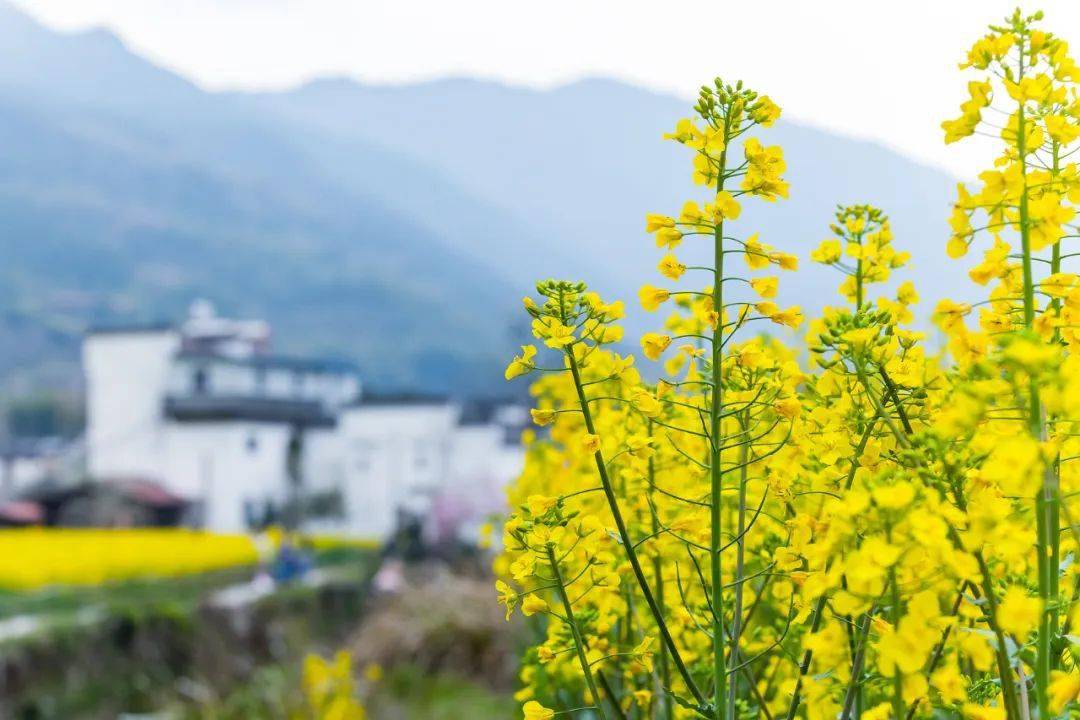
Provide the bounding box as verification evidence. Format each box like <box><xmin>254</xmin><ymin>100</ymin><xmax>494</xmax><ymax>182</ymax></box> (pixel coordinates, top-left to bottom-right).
<box><xmin>86</xmin><ymin>321</ymin><xmax>176</xmax><ymax>336</ymax></box>
<box><xmin>164</xmin><ymin>395</ymin><xmax>337</xmax><ymax>428</ymax></box>
<box><xmin>174</xmin><ymin>350</ymin><xmax>359</xmax><ymax>376</ymax></box>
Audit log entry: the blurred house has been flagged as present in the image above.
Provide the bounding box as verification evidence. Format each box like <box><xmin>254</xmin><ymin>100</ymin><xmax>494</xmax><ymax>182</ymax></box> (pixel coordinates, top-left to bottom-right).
<box><xmin>0</xmin><ymin>500</ymin><xmax>44</xmax><ymax>527</ymax></box>
<box><xmin>0</xmin><ymin>437</ymin><xmax>80</xmax><ymax>498</ymax></box>
<box><xmin>19</xmin><ymin>478</ymin><xmax>188</xmax><ymax>527</ymax></box>
<box><xmin>82</xmin><ymin>301</ymin><xmax>524</xmax><ymax>538</ymax></box>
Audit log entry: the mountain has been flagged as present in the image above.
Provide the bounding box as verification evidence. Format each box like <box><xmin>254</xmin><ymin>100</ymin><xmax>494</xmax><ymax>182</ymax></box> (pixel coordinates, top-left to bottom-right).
<box><xmin>244</xmin><ymin>78</ymin><xmax>968</xmax><ymax>323</ymax></box>
<box><xmin>0</xmin><ymin>1</ymin><xmax>967</xmax><ymax>397</ymax></box>
<box><xmin>0</xmin><ymin>1</ymin><xmax>534</xmax><ymax>394</ymax></box>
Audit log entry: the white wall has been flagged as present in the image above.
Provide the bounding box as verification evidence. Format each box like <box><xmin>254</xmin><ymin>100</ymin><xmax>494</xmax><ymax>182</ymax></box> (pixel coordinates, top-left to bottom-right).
<box><xmin>440</xmin><ymin>425</ymin><xmax>524</xmax><ymax>542</ymax></box>
<box><xmin>336</xmin><ymin>404</ymin><xmax>458</xmax><ymax>539</ymax></box>
<box><xmin>301</xmin><ymin>426</ymin><xmax>347</xmax><ymax>527</ymax></box>
<box><xmin>84</xmin><ymin>329</ymin><xmax>180</xmax><ymax>480</ymax></box>
<box><xmin>163</xmin><ymin>421</ymin><xmax>293</xmax><ymax>532</ymax></box>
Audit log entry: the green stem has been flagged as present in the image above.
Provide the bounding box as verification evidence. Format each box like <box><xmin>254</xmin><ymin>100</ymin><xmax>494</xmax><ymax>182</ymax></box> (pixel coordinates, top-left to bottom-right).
<box><xmin>975</xmin><ymin>551</ymin><xmax>1023</xmax><ymax>720</ymax></box>
<box><xmin>869</xmin><ymin>359</ymin><xmax>1023</xmax><ymax>720</ymax></box>
<box><xmin>904</xmin><ymin>583</ymin><xmax>969</xmax><ymax>720</ymax></box>
<box><xmin>727</xmin><ymin>413</ymin><xmax>750</xmax><ymax>719</ymax></box>
<box><xmin>878</xmin><ymin>368</ymin><xmax>913</xmax><ymax>435</ymax></box>
<box><xmin>784</xmin><ymin>415</ymin><xmax>880</xmax><ymax>720</ymax></box>
<box><xmin>597</xmin><ymin>670</ymin><xmax>630</xmax><ymax>720</ymax></box>
<box><xmin>887</xmin><ymin>554</ymin><xmax>903</xmax><ymax>720</ymax></box>
<box><xmin>945</xmin><ymin>478</ymin><xmax>1023</xmax><ymax>720</ymax></box>
<box><xmin>710</xmin><ymin>103</ymin><xmax>734</xmax><ymax>720</ymax></box>
<box><xmin>546</xmin><ymin>545</ymin><xmax>609</xmax><ymax>720</ymax></box>
<box><xmin>1047</xmin><ymin>141</ymin><xmax>1063</xmax><ymax>670</ymax></box>
<box><xmin>565</xmin><ymin>349</ymin><xmax>706</xmax><ymax>708</ymax></box>
<box><xmin>1015</xmin><ymin>40</ymin><xmax>1051</xmax><ymax>719</ymax></box>
<box><xmin>840</xmin><ymin>607</ymin><xmax>875</xmax><ymax>719</ymax></box>
<box><xmin>648</xmin><ymin>419</ymin><xmax>674</xmax><ymax>720</ymax></box>
<box><xmin>855</xmin><ymin>233</ymin><xmax>864</xmax><ymax>309</ymax></box>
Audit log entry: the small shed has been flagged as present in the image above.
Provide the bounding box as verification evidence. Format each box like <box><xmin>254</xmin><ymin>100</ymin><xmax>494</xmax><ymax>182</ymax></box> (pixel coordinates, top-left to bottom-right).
<box><xmin>19</xmin><ymin>478</ymin><xmax>190</xmax><ymax>527</ymax></box>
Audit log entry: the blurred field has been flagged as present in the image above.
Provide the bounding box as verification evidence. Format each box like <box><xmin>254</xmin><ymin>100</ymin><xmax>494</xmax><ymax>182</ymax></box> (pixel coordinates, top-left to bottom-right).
<box><xmin>0</xmin><ymin>531</ymin><xmax>516</xmax><ymax>719</ymax></box>
<box><xmin>0</xmin><ymin>528</ymin><xmax>258</xmax><ymax>591</ymax></box>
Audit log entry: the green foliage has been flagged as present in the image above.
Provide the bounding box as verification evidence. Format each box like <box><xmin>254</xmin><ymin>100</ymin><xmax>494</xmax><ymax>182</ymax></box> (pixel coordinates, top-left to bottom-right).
<box><xmin>366</xmin><ymin>665</ymin><xmax>517</xmax><ymax>720</ymax></box>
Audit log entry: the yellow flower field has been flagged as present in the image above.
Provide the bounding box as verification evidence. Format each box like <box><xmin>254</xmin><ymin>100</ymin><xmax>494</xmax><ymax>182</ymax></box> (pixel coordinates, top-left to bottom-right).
<box><xmin>0</xmin><ymin>528</ymin><xmax>259</xmax><ymax>591</ymax></box>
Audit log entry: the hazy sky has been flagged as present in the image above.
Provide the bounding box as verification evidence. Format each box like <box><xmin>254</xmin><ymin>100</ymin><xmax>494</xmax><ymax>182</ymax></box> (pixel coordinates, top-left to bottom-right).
<box><xmin>11</xmin><ymin>0</ymin><xmax>1080</xmax><ymax>178</ymax></box>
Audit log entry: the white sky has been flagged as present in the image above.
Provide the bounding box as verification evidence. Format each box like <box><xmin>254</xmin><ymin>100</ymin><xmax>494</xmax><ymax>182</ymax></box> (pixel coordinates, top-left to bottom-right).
<box><xmin>10</xmin><ymin>0</ymin><xmax>1080</xmax><ymax>178</ymax></box>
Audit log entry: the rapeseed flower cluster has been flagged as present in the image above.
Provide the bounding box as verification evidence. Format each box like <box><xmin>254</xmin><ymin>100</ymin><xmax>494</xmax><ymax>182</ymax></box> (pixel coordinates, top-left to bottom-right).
<box><xmin>299</xmin><ymin>651</ymin><xmax>367</xmax><ymax>719</ymax></box>
<box><xmin>499</xmin><ymin>9</ymin><xmax>1080</xmax><ymax>720</ymax></box>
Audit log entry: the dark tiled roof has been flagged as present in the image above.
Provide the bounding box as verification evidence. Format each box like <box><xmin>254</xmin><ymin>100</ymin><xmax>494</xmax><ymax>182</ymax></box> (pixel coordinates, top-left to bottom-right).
<box><xmin>86</xmin><ymin>321</ymin><xmax>174</xmax><ymax>335</ymax></box>
<box><xmin>175</xmin><ymin>350</ymin><xmax>359</xmax><ymax>375</ymax></box>
<box><xmin>355</xmin><ymin>391</ymin><xmax>450</xmax><ymax>407</ymax></box>
<box><xmin>458</xmin><ymin>399</ymin><xmax>498</xmax><ymax>426</ymax></box>
<box><xmin>164</xmin><ymin>395</ymin><xmax>337</xmax><ymax>427</ymax></box>
<box><xmin>458</xmin><ymin>398</ymin><xmax>531</xmax><ymax>427</ymax></box>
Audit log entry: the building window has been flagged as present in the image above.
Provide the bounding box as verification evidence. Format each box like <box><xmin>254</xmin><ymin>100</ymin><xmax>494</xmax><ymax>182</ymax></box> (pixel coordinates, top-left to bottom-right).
<box><xmin>193</xmin><ymin>367</ymin><xmax>209</xmax><ymax>395</ymax></box>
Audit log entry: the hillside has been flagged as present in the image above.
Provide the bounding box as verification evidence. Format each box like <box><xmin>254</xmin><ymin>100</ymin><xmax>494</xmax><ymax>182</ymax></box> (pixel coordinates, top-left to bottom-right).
<box><xmin>0</xmin><ymin>1</ymin><xmax>527</xmax><ymax>393</ymax></box>
<box><xmin>0</xmin><ymin>1</ymin><xmax>966</xmax><ymax>395</ymax></box>
<box><xmin>248</xmin><ymin>78</ymin><xmax>967</xmax><ymax>319</ymax></box>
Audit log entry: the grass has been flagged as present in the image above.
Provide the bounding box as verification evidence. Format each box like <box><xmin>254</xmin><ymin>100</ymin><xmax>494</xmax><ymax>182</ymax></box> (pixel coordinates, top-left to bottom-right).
<box><xmin>7</xmin><ymin>549</ymin><xmax>379</xmax><ymax>718</ymax></box>
<box><xmin>0</xmin><ymin>546</ymin><xmax>374</xmax><ymax>621</ymax></box>
<box><xmin>0</xmin><ymin>566</ymin><xmax>254</xmax><ymax>621</ymax></box>
<box><xmin>367</xmin><ymin>665</ymin><xmax>517</xmax><ymax>720</ymax></box>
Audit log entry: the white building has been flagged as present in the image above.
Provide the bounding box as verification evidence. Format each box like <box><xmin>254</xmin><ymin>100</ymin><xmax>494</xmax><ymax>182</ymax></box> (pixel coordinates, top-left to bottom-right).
<box><xmin>83</xmin><ymin>301</ymin><xmax>525</xmax><ymax>539</ymax></box>
<box><xmin>0</xmin><ymin>437</ymin><xmax>82</xmax><ymax>499</ymax></box>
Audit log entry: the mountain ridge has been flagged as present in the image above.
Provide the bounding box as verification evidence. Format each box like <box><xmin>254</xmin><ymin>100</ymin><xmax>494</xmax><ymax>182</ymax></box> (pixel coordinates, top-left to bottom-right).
<box><xmin>244</xmin><ymin>72</ymin><xmax>967</xmax><ymax>323</ymax></box>
<box><xmin>0</xmin><ymin>1</ymin><xmax>969</xmax><ymax>397</ymax></box>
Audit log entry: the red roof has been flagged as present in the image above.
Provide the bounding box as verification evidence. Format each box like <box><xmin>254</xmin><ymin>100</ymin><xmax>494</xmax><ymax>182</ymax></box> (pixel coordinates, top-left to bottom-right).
<box><xmin>117</xmin><ymin>479</ymin><xmax>187</xmax><ymax>508</ymax></box>
<box><xmin>0</xmin><ymin>500</ymin><xmax>44</xmax><ymax>524</ymax></box>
